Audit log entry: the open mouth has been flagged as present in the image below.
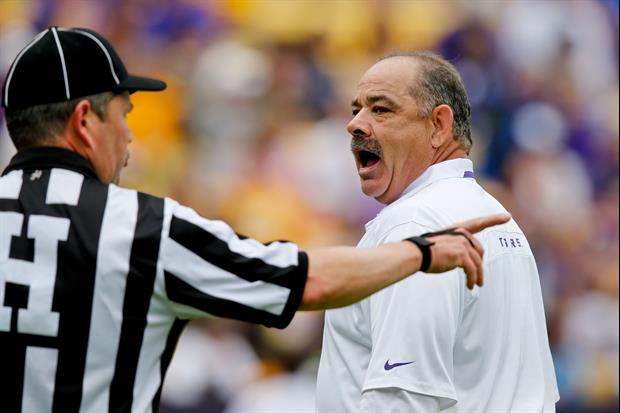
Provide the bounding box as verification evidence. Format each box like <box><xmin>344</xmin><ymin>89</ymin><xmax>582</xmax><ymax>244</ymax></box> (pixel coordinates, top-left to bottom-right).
<box><xmin>351</xmin><ymin>137</ymin><xmax>383</xmax><ymax>170</ymax></box>
<box><xmin>356</xmin><ymin>150</ymin><xmax>381</xmax><ymax>168</ymax></box>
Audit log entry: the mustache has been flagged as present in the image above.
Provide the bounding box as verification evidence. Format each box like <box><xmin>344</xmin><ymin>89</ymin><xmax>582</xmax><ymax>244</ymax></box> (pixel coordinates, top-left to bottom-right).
<box><xmin>350</xmin><ymin>136</ymin><xmax>383</xmax><ymax>157</ymax></box>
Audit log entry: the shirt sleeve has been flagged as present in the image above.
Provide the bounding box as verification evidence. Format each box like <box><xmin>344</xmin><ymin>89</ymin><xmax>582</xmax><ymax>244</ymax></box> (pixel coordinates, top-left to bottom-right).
<box><xmin>360</xmin><ymin>221</ymin><xmax>464</xmax><ymax>409</ymax></box>
<box><xmin>360</xmin><ymin>388</ymin><xmax>440</xmax><ymax>413</ymax></box>
<box><xmin>159</xmin><ymin>200</ymin><xmax>308</xmax><ymax>328</ymax></box>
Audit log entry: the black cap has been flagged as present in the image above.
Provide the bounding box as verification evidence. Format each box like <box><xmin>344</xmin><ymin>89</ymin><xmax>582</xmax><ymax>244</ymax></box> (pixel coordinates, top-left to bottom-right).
<box><xmin>2</xmin><ymin>26</ymin><xmax>166</xmax><ymax>109</ymax></box>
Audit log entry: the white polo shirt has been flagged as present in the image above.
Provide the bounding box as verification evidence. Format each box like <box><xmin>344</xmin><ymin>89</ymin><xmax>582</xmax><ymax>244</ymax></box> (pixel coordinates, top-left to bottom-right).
<box><xmin>316</xmin><ymin>159</ymin><xmax>559</xmax><ymax>412</ymax></box>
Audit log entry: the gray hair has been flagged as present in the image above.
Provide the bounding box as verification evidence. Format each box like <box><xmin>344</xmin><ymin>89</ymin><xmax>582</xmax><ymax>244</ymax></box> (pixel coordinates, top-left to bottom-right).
<box><xmin>5</xmin><ymin>91</ymin><xmax>117</xmax><ymax>150</ymax></box>
<box><xmin>381</xmin><ymin>51</ymin><xmax>472</xmax><ymax>152</ymax></box>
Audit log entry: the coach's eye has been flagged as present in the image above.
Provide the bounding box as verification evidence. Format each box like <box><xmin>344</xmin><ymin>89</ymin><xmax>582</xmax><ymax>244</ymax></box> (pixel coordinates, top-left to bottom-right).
<box><xmin>352</xmin><ymin>109</ymin><xmax>360</xmax><ymax>116</ymax></box>
<box><xmin>373</xmin><ymin>106</ymin><xmax>389</xmax><ymax>114</ymax></box>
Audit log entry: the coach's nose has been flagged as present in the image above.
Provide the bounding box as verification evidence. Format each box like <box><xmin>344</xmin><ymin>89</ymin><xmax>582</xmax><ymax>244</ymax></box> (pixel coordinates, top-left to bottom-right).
<box><xmin>346</xmin><ymin>111</ymin><xmax>371</xmax><ymax>138</ymax></box>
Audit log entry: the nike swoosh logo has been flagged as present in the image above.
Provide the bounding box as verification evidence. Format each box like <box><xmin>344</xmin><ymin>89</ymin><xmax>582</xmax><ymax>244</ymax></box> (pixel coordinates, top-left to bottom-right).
<box><xmin>384</xmin><ymin>359</ymin><xmax>415</xmax><ymax>371</ymax></box>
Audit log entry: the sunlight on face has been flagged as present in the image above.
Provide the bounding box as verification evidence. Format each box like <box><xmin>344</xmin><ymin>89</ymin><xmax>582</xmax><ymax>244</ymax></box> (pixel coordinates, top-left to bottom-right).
<box><xmin>92</xmin><ymin>93</ymin><xmax>134</xmax><ymax>184</ymax></box>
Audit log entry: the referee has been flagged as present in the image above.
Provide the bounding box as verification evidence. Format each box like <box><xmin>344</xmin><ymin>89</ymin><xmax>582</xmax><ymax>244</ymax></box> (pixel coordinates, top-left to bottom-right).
<box><xmin>0</xmin><ymin>27</ymin><xmax>508</xmax><ymax>413</ymax></box>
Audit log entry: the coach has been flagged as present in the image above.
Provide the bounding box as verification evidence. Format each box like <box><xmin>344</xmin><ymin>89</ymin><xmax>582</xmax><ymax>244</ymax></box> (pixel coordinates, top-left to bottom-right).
<box><xmin>316</xmin><ymin>52</ymin><xmax>559</xmax><ymax>412</ymax></box>
<box><xmin>0</xmin><ymin>27</ymin><xmax>508</xmax><ymax>413</ymax></box>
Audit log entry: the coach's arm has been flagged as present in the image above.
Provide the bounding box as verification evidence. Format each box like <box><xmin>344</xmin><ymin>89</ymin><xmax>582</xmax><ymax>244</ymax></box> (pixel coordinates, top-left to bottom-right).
<box><xmin>299</xmin><ymin>213</ymin><xmax>510</xmax><ymax>311</ymax></box>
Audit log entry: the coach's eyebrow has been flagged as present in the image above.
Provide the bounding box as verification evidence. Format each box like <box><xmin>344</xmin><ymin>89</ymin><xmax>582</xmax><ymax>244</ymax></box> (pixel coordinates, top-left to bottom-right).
<box><xmin>367</xmin><ymin>94</ymin><xmax>399</xmax><ymax>109</ymax></box>
<box><xmin>352</xmin><ymin>94</ymin><xmax>400</xmax><ymax>110</ymax></box>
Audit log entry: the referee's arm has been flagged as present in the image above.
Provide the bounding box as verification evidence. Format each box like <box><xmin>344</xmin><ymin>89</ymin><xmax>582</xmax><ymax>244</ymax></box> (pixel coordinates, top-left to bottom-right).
<box><xmin>300</xmin><ymin>213</ymin><xmax>509</xmax><ymax>310</ymax></box>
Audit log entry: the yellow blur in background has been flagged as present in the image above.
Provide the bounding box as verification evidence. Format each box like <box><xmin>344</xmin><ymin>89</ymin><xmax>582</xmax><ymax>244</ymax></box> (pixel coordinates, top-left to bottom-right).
<box><xmin>1</xmin><ymin>1</ymin><xmax>618</xmax><ymax>412</ymax></box>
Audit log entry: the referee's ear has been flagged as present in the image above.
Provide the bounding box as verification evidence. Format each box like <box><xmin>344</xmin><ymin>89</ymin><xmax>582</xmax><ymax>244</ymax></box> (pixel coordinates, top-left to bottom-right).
<box><xmin>70</xmin><ymin>99</ymin><xmax>97</xmax><ymax>151</ymax></box>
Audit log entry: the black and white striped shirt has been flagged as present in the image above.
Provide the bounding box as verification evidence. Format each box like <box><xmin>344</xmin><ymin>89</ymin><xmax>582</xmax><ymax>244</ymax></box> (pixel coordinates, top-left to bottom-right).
<box><xmin>0</xmin><ymin>147</ymin><xmax>308</xmax><ymax>413</ymax></box>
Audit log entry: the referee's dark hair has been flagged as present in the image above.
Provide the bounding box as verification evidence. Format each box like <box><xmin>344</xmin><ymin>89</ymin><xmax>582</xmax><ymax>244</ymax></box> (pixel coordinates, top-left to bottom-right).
<box><xmin>4</xmin><ymin>92</ymin><xmax>116</xmax><ymax>150</ymax></box>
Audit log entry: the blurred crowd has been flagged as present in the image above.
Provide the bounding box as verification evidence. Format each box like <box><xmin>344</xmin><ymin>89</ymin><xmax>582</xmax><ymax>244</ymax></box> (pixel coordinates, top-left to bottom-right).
<box><xmin>1</xmin><ymin>1</ymin><xmax>618</xmax><ymax>412</ymax></box>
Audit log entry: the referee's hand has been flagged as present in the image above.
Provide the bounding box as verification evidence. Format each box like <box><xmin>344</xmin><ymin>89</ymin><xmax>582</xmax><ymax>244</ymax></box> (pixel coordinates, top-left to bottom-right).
<box><xmin>424</xmin><ymin>213</ymin><xmax>511</xmax><ymax>289</ymax></box>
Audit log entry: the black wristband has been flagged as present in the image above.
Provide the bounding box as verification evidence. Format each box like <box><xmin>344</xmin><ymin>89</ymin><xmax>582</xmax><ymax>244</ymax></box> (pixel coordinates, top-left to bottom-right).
<box><xmin>405</xmin><ymin>236</ymin><xmax>435</xmax><ymax>272</ymax></box>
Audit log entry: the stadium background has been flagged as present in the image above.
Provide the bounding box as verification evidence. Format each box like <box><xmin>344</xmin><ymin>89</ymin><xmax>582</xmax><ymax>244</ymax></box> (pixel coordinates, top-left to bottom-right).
<box><xmin>0</xmin><ymin>0</ymin><xmax>617</xmax><ymax>412</ymax></box>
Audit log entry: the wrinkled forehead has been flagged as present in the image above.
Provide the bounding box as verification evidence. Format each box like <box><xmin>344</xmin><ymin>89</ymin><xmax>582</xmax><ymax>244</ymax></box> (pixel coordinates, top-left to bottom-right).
<box><xmin>355</xmin><ymin>57</ymin><xmax>419</xmax><ymax>103</ymax></box>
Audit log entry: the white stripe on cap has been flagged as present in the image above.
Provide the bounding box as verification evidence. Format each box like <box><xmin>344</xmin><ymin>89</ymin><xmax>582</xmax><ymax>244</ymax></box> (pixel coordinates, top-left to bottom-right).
<box><xmin>3</xmin><ymin>28</ymin><xmax>49</xmax><ymax>107</ymax></box>
<box><xmin>51</xmin><ymin>27</ymin><xmax>71</xmax><ymax>100</ymax></box>
<box><xmin>60</xmin><ymin>28</ymin><xmax>120</xmax><ymax>85</ymax></box>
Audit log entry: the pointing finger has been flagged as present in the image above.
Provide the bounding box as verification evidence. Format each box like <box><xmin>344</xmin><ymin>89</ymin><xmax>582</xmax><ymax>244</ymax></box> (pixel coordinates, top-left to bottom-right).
<box><xmin>456</xmin><ymin>213</ymin><xmax>511</xmax><ymax>234</ymax></box>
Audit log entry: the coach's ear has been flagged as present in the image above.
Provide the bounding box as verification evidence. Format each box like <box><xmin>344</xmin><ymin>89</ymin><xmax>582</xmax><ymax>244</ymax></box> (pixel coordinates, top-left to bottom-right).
<box><xmin>430</xmin><ymin>104</ymin><xmax>454</xmax><ymax>149</ymax></box>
